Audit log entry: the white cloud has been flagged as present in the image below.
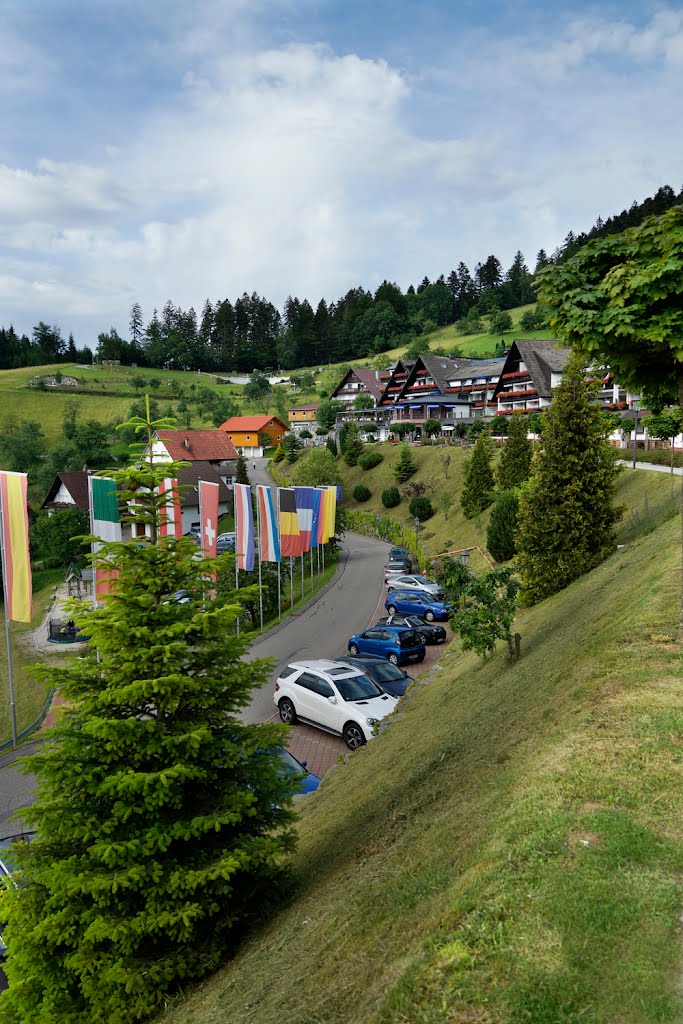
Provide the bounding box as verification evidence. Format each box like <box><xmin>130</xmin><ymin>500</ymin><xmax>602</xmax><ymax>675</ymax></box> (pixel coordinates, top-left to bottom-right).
<box><xmin>1</xmin><ymin>7</ymin><xmax>683</xmax><ymax>341</ymax></box>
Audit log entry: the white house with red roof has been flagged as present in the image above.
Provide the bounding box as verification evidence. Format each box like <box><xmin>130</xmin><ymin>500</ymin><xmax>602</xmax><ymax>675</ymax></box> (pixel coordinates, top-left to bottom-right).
<box><xmin>150</xmin><ymin>430</ymin><xmax>239</xmax><ymax>472</ymax></box>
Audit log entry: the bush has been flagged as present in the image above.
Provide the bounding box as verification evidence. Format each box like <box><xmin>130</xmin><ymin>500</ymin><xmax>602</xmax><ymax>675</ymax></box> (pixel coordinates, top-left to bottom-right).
<box><xmin>353</xmin><ymin>484</ymin><xmax>371</xmax><ymax>502</ymax></box>
<box><xmin>381</xmin><ymin>487</ymin><xmax>401</xmax><ymax>508</ymax></box>
<box><xmin>409</xmin><ymin>496</ymin><xmax>434</xmax><ymax>522</ymax></box>
<box><xmin>358</xmin><ymin>450</ymin><xmax>384</xmax><ymax>471</ymax></box>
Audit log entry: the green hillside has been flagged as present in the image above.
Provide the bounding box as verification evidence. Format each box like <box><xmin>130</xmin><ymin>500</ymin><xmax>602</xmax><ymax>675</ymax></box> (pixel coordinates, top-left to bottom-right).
<box><xmin>154</xmin><ymin>476</ymin><xmax>683</xmax><ymax>1024</ymax></box>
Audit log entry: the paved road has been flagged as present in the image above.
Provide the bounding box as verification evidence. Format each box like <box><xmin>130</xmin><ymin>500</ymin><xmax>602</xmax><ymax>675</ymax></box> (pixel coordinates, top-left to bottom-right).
<box><xmin>0</xmin><ymin>529</ymin><xmax>391</xmax><ymax>836</ymax></box>
<box><xmin>243</xmin><ymin>531</ymin><xmax>391</xmax><ymax>724</ymax></box>
<box><xmin>617</xmin><ymin>460</ymin><xmax>683</xmax><ymax>475</ymax></box>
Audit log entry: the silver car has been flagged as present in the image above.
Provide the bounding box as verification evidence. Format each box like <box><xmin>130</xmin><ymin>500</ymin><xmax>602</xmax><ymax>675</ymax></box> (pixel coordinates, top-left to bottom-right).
<box><xmin>385</xmin><ymin>574</ymin><xmax>445</xmax><ymax>599</ymax></box>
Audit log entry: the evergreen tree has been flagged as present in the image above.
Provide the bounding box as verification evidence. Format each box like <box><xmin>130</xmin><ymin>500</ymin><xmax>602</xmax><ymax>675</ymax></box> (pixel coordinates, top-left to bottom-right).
<box><xmin>394</xmin><ymin>443</ymin><xmax>417</xmax><ymax>483</ymax></box>
<box><xmin>486</xmin><ymin>489</ymin><xmax>520</xmax><ymax>562</ymax></box>
<box><xmin>460</xmin><ymin>432</ymin><xmax>495</xmax><ymax>518</ymax></box>
<box><xmin>516</xmin><ymin>359</ymin><xmax>621</xmax><ymax>604</ymax></box>
<box><xmin>235</xmin><ymin>451</ymin><xmax>250</xmax><ymax>484</ymax></box>
<box><xmin>129</xmin><ymin>302</ymin><xmax>144</xmax><ymax>349</ymax></box>
<box><xmin>326</xmin><ymin>436</ymin><xmax>338</xmax><ymax>458</ymax></box>
<box><xmin>0</xmin><ymin>404</ymin><xmax>296</xmax><ymax>1024</ymax></box>
<box><xmin>343</xmin><ymin>423</ymin><xmax>364</xmax><ymax>467</ymax></box>
<box><xmin>497</xmin><ymin>412</ymin><xmax>533</xmax><ymax>490</ymax></box>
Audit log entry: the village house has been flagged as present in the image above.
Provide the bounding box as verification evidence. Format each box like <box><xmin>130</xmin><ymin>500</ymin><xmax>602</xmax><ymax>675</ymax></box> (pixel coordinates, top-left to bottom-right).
<box><xmin>217</xmin><ymin>415</ymin><xmax>288</xmax><ymax>458</ymax></box>
<box><xmin>287</xmin><ymin>404</ymin><xmax>320</xmax><ymax>435</ymax></box>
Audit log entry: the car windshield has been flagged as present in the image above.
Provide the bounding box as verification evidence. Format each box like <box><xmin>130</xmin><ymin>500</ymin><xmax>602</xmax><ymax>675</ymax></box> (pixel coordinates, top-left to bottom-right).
<box><xmin>335</xmin><ymin>674</ymin><xmax>383</xmax><ymax>701</ymax></box>
<box><xmin>369</xmin><ymin>663</ymin><xmax>406</xmax><ymax>683</ymax></box>
<box><xmin>405</xmin><ymin>615</ymin><xmax>425</xmax><ymax>626</ymax></box>
<box><xmin>398</xmin><ymin>630</ymin><xmax>421</xmax><ymax>647</ymax></box>
<box><xmin>276</xmin><ymin>747</ymin><xmax>306</xmax><ymax>775</ymax></box>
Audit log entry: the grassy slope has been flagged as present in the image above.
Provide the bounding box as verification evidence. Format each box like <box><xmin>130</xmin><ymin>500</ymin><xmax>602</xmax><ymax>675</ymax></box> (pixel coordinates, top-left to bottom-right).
<box><xmin>156</xmin><ymin>483</ymin><xmax>683</xmax><ymax>1024</ymax></box>
<box><xmin>330</xmin><ymin>444</ymin><xmax>679</xmax><ymax>568</ymax></box>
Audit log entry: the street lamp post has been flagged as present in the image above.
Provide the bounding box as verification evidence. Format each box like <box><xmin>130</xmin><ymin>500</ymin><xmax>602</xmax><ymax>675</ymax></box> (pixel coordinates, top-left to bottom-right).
<box><xmin>414</xmin><ymin>516</ymin><xmax>420</xmax><ymax>551</ymax></box>
<box><xmin>632</xmin><ymin>402</ymin><xmax>639</xmax><ymax>469</ymax></box>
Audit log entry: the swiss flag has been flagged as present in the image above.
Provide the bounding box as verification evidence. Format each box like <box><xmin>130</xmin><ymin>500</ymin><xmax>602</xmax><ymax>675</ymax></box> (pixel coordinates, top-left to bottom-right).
<box><xmin>199</xmin><ymin>480</ymin><xmax>219</xmax><ymax>558</ymax></box>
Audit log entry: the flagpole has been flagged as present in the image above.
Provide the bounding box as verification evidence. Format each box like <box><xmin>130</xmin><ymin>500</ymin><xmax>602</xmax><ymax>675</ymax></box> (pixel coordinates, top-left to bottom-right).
<box><xmin>256</xmin><ymin>488</ymin><xmax>264</xmax><ymax>630</ymax></box>
<box><xmin>310</xmin><ymin>545</ymin><xmax>314</xmax><ymax>593</ymax></box>
<box><xmin>235</xmin><ymin>556</ymin><xmax>240</xmax><ymax>638</ymax></box>
<box><xmin>289</xmin><ymin>556</ymin><xmax>294</xmax><ymax>610</ymax></box>
<box><xmin>276</xmin><ymin>487</ymin><xmax>281</xmax><ymax>621</ymax></box>
<box><xmin>0</xmin><ymin>492</ymin><xmax>17</xmax><ymax>748</ymax></box>
<box><xmin>301</xmin><ymin>553</ymin><xmax>304</xmax><ymax>601</ymax></box>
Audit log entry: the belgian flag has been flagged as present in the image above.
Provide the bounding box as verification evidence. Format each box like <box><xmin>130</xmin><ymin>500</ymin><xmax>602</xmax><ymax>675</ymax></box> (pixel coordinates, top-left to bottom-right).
<box><xmin>279</xmin><ymin>488</ymin><xmax>303</xmax><ymax>557</ymax></box>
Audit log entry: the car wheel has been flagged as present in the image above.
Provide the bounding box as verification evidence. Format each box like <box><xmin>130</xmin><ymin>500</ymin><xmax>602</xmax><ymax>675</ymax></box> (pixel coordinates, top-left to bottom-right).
<box><xmin>349</xmin><ymin>643</ymin><xmax>360</xmax><ymax>655</ymax></box>
<box><xmin>417</xmin><ymin>652</ymin><xmax>425</xmax><ymax>662</ymax></box>
<box><xmin>387</xmin><ymin>585</ymin><xmax>395</xmax><ymax>593</ymax></box>
<box><xmin>388</xmin><ymin>604</ymin><xmax>397</xmax><ymax>615</ymax></box>
<box><xmin>278</xmin><ymin>698</ymin><xmax>297</xmax><ymax>725</ymax></box>
<box><xmin>388</xmin><ymin>652</ymin><xmax>399</xmax><ymax>666</ymax></box>
<box><xmin>343</xmin><ymin>721</ymin><xmax>366</xmax><ymax>750</ymax></box>
<box><xmin>425</xmin><ymin>610</ymin><xmax>435</xmax><ymax>622</ymax></box>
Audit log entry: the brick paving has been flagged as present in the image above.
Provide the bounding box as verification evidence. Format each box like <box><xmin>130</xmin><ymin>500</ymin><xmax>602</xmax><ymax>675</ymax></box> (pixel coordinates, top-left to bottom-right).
<box><xmin>285</xmin><ymin>629</ymin><xmax>451</xmax><ymax>779</ymax></box>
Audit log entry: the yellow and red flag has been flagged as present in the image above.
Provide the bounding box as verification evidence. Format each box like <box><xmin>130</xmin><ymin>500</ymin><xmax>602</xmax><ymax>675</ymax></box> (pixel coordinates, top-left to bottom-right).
<box><xmin>0</xmin><ymin>471</ymin><xmax>32</xmax><ymax>623</ymax></box>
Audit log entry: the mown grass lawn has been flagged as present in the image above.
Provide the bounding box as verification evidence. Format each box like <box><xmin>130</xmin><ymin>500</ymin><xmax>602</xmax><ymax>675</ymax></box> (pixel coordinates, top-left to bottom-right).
<box><xmin>156</xmin><ymin>509</ymin><xmax>683</xmax><ymax>1024</ymax></box>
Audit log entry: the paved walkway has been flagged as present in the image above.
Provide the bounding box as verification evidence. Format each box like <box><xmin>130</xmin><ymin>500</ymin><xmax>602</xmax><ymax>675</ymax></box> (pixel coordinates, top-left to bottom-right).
<box><xmin>617</xmin><ymin>460</ymin><xmax>683</xmax><ymax>475</ymax></box>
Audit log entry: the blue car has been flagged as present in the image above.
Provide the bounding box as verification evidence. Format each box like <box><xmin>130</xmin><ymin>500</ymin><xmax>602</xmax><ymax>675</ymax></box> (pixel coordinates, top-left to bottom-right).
<box><xmin>275</xmin><ymin>747</ymin><xmax>321</xmax><ymax>795</ymax></box>
<box><xmin>384</xmin><ymin>589</ymin><xmax>451</xmax><ymax>622</ymax></box>
<box><xmin>347</xmin><ymin>624</ymin><xmax>425</xmax><ymax>666</ymax></box>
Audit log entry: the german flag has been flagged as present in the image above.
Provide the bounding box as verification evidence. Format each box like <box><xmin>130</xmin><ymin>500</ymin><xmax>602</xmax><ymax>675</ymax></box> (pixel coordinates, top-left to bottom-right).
<box><xmin>279</xmin><ymin>488</ymin><xmax>303</xmax><ymax>557</ymax></box>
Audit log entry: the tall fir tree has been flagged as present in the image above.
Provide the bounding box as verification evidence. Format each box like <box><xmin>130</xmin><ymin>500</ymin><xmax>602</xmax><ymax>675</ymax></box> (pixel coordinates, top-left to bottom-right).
<box><xmin>0</xmin><ymin>404</ymin><xmax>296</xmax><ymax>1024</ymax></box>
<box><xmin>343</xmin><ymin>423</ymin><xmax>364</xmax><ymax>467</ymax></box>
<box><xmin>394</xmin><ymin>443</ymin><xmax>417</xmax><ymax>483</ymax></box>
<box><xmin>235</xmin><ymin>451</ymin><xmax>250</xmax><ymax>484</ymax></box>
<box><xmin>486</xmin><ymin>489</ymin><xmax>520</xmax><ymax>563</ymax></box>
<box><xmin>516</xmin><ymin>360</ymin><xmax>621</xmax><ymax>604</ymax></box>
<box><xmin>497</xmin><ymin>412</ymin><xmax>533</xmax><ymax>490</ymax></box>
<box><xmin>460</xmin><ymin>432</ymin><xmax>495</xmax><ymax>518</ymax></box>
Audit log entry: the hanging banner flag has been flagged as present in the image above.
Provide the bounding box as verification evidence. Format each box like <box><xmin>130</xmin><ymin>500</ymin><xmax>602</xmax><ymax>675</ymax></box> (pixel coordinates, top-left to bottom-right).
<box><xmin>317</xmin><ymin>485</ymin><xmax>337</xmax><ymax>544</ymax></box>
<box><xmin>0</xmin><ymin>472</ymin><xmax>32</xmax><ymax>623</ymax></box>
<box><xmin>199</xmin><ymin>480</ymin><xmax>219</xmax><ymax>558</ymax></box>
<box><xmin>234</xmin><ymin>483</ymin><xmax>254</xmax><ymax>571</ymax></box>
<box><xmin>89</xmin><ymin>475</ymin><xmax>123</xmax><ymax>602</ymax></box>
<box><xmin>257</xmin><ymin>485</ymin><xmax>280</xmax><ymax>562</ymax></box>
<box><xmin>294</xmin><ymin>487</ymin><xmax>318</xmax><ymax>553</ymax></box>
<box><xmin>158</xmin><ymin>478</ymin><xmax>182</xmax><ymax>539</ymax></box>
<box><xmin>279</xmin><ymin>488</ymin><xmax>303</xmax><ymax>557</ymax></box>
<box><xmin>309</xmin><ymin>487</ymin><xmax>322</xmax><ymax>548</ymax></box>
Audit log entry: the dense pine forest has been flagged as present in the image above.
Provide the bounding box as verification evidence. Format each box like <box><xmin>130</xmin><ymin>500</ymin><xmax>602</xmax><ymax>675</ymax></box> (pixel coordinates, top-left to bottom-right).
<box><xmin>1</xmin><ymin>184</ymin><xmax>681</xmax><ymax>374</ymax></box>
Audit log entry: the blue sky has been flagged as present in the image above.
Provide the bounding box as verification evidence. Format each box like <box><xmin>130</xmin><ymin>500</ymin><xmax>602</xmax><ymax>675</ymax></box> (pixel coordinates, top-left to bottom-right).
<box><xmin>1</xmin><ymin>0</ymin><xmax>682</xmax><ymax>345</ymax></box>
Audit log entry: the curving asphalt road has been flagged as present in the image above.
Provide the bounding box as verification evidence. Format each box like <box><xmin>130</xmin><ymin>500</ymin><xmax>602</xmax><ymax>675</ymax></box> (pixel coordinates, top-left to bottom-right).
<box><xmin>0</xmin><ymin>529</ymin><xmax>391</xmax><ymax>836</ymax></box>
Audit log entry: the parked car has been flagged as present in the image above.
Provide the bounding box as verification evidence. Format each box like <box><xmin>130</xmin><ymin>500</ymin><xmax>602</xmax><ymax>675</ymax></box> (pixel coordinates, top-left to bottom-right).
<box><xmin>385</xmin><ymin>574</ymin><xmax>445</xmax><ymax>598</ymax></box>
<box><xmin>274</xmin><ymin>746</ymin><xmax>321</xmax><ymax>794</ymax></box>
<box><xmin>383</xmin><ymin>560</ymin><xmax>412</xmax><ymax>584</ymax></box>
<box><xmin>333</xmin><ymin>655</ymin><xmax>412</xmax><ymax>697</ymax></box>
<box><xmin>0</xmin><ymin>833</ymin><xmax>33</xmax><ymax>961</ymax></box>
<box><xmin>378</xmin><ymin>613</ymin><xmax>447</xmax><ymax>644</ymax></box>
<box><xmin>274</xmin><ymin>660</ymin><xmax>398</xmax><ymax>750</ymax></box>
<box><xmin>216</xmin><ymin>531</ymin><xmax>235</xmax><ymax>553</ymax></box>
<box><xmin>388</xmin><ymin>547</ymin><xmax>414</xmax><ymax>567</ymax></box>
<box><xmin>188</xmin><ymin>521</ymin><xmax>201</xmax><ymax>540</ymax></box>
<box><xmin>347</xmin><ymin>624</ymin><xmax>425</xmax><ymax>666</ymax></box>
<box><xmin>384</xmin><ymin>590</ymin><xmax>451</xmax><ymax>622</ymax></box>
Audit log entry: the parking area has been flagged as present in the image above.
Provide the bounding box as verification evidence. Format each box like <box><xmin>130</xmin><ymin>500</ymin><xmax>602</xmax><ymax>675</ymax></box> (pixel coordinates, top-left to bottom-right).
<box><xmin>285</xmin><ymin>630</ymin><xmax>451</xmax><ymax>777</ymax></box>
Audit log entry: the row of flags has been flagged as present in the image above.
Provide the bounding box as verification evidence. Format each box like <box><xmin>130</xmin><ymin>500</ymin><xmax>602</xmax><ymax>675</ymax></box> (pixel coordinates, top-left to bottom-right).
<box><xmin>0</xmin><ymin>471</ymin><xmax>341</xmax><ymax>618</ymax></box>
<box><xmin>233</xmin><ymin>484</ymin><xmax>338</xmax><ymax>572</ymax></box>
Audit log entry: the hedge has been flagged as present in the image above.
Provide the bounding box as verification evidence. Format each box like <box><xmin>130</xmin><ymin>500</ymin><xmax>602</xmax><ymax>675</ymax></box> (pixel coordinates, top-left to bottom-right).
<box><xmin>345</xmin><ymin>509</ymin><xmax>426</xmax><ymax>568</ymax></box>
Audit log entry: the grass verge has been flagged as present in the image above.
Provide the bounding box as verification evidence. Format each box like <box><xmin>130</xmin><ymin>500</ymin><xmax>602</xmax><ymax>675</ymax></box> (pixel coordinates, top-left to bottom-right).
<box><xmin>156</xmin><ymin>512</ymin><xmax>683</xmax><ymax>1024</ymax></box>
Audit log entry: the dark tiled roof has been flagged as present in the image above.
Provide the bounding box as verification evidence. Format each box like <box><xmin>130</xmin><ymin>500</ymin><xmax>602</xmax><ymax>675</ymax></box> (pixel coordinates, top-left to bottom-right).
<box><xmin>513</xmin><ymin>340</ymin><xmax>571</xmax><ymax>398</ymax></box>
<box><xmin>41</xmin><ymin>472</ymin><xmax>91</xmax><ymax>511</ymax></box>
<box><xmin>177</xmin><ymin>462</ymin><xmax>230</xmax><ymax>507</ymax></box>
<box><xmin>156</xmin><ymin>430</ymin><xmax>239</xmax><ymax>461</ymax></box>
<box><xmin>350</xmin><ymin>368</ymin><xmax>385</xmax><ymax>403</ymax></box>
<box><xmin>446</xmin><ymin>357</ymin><xmax>506</xmax><ymax>382</ymax></box>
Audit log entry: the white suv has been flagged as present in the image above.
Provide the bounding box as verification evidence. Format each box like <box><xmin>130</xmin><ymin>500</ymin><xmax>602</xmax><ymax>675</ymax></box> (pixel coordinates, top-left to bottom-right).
<box><xmin>274</xmin><ymin>659</ymin><xmax>398</xmax><ymax>750</ymax></box>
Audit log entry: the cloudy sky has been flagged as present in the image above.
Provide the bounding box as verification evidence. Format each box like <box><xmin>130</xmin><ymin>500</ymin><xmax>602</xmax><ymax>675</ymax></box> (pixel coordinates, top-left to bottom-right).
<box><xmin>1</xmin><ymin>0</ymin><xmax>681</xmax><ymax>345</ymax></box>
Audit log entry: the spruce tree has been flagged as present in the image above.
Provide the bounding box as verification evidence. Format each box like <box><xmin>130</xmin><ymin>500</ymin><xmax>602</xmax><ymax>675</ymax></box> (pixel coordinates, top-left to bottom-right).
<box><xmin>497</xmin><ymin>412</ymin><xmax>533</xmax><ymax>490</ymax></box>
<box><xmin>393</xmin><ymin>443</ymin><xmax>417</xmax><ymax>483</ymax></box>
<box><xmin>460</xmin><ymin>432</ymin><xmax>494</xmax><ymax>518</ymax></box>
<box><xmin>235</xmin><ymin>450</ymin><xmax>250</xmax><ymax>484</ymax></box>
<box><xmin>343</xmin><ymin>423</ymin><xmax>364</xmax><ymax>467</ymax></box>
<box><xmin>326</xmin><ymin>436</ymin><xmax>338</xmax><ymax>458</ymax></box>
<box><xmin>1</xmin><ymin>404</ymin><xmax>296</xmax><ymax>1024</ymax></box>
<box><xmin>516</xmin><ymin>359</ymin><xmax>621</xmax><ymax>604</ymax></box>
<box><xmin>486</xmin><ymin>489</ymin><xmax>520</xmax><ymax>562</ymax></box>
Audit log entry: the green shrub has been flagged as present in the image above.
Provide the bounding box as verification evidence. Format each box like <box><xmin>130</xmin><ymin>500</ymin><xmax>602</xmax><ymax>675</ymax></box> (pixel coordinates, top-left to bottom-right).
<box><xmin>409</xmin><ymin>496</ymin><xmax>434</xmax><ymax>521</ymax></box>
<box><xmin>353</xmin><ymin>484</ymin><xmax>371</xmax><ymax>502</ymax></box>
<box><xmin>358</xmin><ymin>450</ymin><xmax>384</xmax><ymax>471</ymax></box>
<box><xmin>382</xmin><ymin>486</ymin><xmax>401</xmax><ymax>508</ymax></box>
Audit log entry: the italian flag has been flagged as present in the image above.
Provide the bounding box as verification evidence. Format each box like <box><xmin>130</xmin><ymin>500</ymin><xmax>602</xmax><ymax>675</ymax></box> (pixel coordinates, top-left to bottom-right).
<box><xmin>89</xmin><ymin>476</ymin><xmax>122</xmax><ymax>600</ymax></box>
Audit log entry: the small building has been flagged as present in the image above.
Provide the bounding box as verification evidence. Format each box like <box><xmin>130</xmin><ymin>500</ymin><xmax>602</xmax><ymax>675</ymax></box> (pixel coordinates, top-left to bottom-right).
<box><xmin>218</xmin><ymin>415</ymin><xmax>288</xmax><ymax>457</ymax></box>
<box><xmin>151</xmin><ymin>430</ymin><xmax>239</xmax><ymax>478</ymax></box>
<box><xmin>288</xmin><ymin>404</ymin><xmax>320</xmax><ymax>434</ymax></box>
